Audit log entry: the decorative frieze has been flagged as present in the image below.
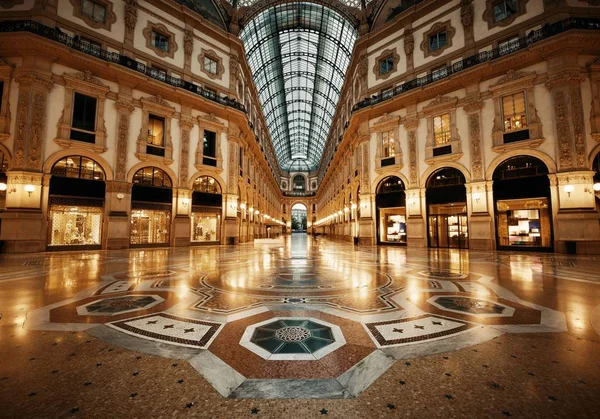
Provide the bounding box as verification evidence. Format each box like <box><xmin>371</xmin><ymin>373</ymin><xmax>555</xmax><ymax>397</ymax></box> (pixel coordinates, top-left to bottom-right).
<box><xmin>13</xmin><ymin>72</ymin><xmax>53</xmax><ymax>171</ymax></box>
<box><xmin>179</xmin><ymin>116</ymin><xmax>194</xmax><ymax>188</ymax></box>
<box><xmin>114</xmin><ymin>99</ymin><xmax>134</xmax><ymax>181</ymax></box>
<box><xmin>404</xmin><ymin>118</ymin><xmax>419</xmax><ymax>188</ymax></box>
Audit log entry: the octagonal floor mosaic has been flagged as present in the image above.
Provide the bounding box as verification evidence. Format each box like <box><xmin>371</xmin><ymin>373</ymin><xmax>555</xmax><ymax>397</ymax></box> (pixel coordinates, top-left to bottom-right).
<box><xmin>3</xmin><ymin>234</ymin><xmax>598</xmax><ymax>405</ymax></box>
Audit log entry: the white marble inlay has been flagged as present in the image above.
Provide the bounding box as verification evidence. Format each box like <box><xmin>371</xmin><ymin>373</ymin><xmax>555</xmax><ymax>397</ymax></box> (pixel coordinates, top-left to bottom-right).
<box><xmin>427</xmin><ymin>296</ymin><xmax>515</xmax><ymax>318</ymax></box>
<box><xmin>99</xmin><ymin>281</ymin><xmax>132</xmax><ymax>294</ymax></box>
<box><xmin>76</xmin><ymin>294</ymin><xmax>164</xmax><ymax>316</ymax></box>
<box><xmin>240</xmin><ymin>317</ymin><xmax>346</xmax><ymax>361</ymax></box>
<box><xmin>110</xmin><ymin>315</ymin><xmax>221</xmax><ymax>348</ymax></box>
<box><xmin>373</xmin><ymin>316</ymin><xmax>466</xmax><ymax>341</ymax></box>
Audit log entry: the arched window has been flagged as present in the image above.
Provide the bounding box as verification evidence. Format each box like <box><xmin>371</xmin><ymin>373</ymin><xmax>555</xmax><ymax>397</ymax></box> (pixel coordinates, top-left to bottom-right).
<box><xmin>377</xmin><ymin>176</ymin><xmax>405</xmax><ymax>194</ymax></box>
<box><xmin>51</xmin><ymin>156</ymin><xmax>105</xmax><ymax>181</ymax></box>
<box><xmin>427</xmin><ymin>168</ymin><xmax>465</xmax><ymax>188</ymax></box>
<box><xmin>192</xmin><ymin>176</ymin><xmax>221</xmax><ymax>194</ymax></box>
<box><xmin>132</xmin><ymin>167</ymin><xmax>172</xmax><ymax>188</ymax></box>
<box><xmin>293</xmin><ymin>174</ymin><xmax>306</xmax><ymax>191</ymax></box>
<box><xmin>493</xmin><ymin>156</ymin><xmax>548</xmax><ymax>180</ymax></box>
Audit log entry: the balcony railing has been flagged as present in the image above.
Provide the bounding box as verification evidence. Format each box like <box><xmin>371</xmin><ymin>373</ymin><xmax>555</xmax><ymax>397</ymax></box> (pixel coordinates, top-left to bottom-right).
<box><xmin>352</xmin><ymin>17</ymin><xmax>600</xmax><ymax>113</ymax></box>
<box><xmin>0</xmin><ymin>20</ymin><xmax>247</xmax><ymax>113</ymax></box>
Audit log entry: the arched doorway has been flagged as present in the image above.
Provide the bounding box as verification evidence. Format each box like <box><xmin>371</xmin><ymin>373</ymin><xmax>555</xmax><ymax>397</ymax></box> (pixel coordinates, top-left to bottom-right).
<box><xmin>130</xmin><ymin>167</ymin><xmax>172</xmax><ymax>247</ymax></box>
<box><xmin>48</xmin><ymin>156</ymin><xmax>105</xmax><ymax>250</ymax></box>
<box><xmin>190</xmin><ymin>175</ymin><xmax>222</xmax><ymax>244</ymax></box>
<box><xmin>291</xmin><ymin>203</ymin><xmax>307</xmax><ymax>232</ymax></box>
<box><xmin>375</xmin><ymin>176</ymin><xmax>406</xmax><ymax>244</ymax></box>
<box><xmin>426</xmin><ymin>168</ymin><xmax>468</xmax><ymax>249</ymax></box>
<box><xmin>493</xmin><ymin>156</ymin><xmax>552</xmax><ymax>250</ymax></box>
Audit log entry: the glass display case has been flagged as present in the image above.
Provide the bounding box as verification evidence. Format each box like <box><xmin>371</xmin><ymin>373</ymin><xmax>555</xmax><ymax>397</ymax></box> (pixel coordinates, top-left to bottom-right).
<box><xmin>48</xmin><ymin>205</ymin><xmax>103</xmax><ymax>246</ymax></box>
<box><xmin>379</xmin><ymin>208</ymin><xmax>406</xmax><ymax>243</ymax></box>
<box><xmin>496</xmin><ymin>198</ymin><xmax>550</xmax><ymax>248</ymax></box>
<box><xmin>130</xmin><ymin>209</ymin><xmax>171</xmax><ymax>245</ymax></box>
<box><xmin>191</xmin><ymin>213</ymin><xmax>220</xmax><ymax>243</ymax></box>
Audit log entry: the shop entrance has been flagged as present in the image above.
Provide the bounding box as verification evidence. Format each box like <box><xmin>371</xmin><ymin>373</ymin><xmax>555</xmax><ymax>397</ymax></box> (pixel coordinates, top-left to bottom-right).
<box><xmin>190</xmin><ymin>176</ymin><xmax>222</xmax><ymax>244</ymax></box>
<box><xmin>291</xmin><ymin>203</ymin><xmax>307</xmax><ymax>232</ymax></box>
<box><xmin>130</xmin><ymin>167</ymin><xmax>173</xmax><ymax>247</ymax></box>
<box><xmin>47</xmin><ymin>156</ymin><xmax>105</xmax><ymax>250</ymax></box>
<box><xmin>493</xmin><ymin>156</ymin><xmax>552</xmax><ymax>250</ymax></box>
<box><xmin>375</xmin><ymin>176</ymin><xmax>406</xmax><ymax>244</ymax></box>
<box><xmin>426</xmin><ymin>168</ymin><xmax>468</xmax><ymax>249</ymax></box>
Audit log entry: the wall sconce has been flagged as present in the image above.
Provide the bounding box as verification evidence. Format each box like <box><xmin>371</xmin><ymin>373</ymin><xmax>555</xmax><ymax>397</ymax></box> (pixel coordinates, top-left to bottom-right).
<box><xmin>24</xmin><ymin>184</ymin><xmax>35</xmax><ymax>197</ymax></box>
<box><xmin>563</xmin><ymin>184</ymin><xmax>574</xmax><ymax>197</ymax></box>
<box><xmin>182</xmin><ymin>198</ymin><xmax>190</xmax><ymax>206</ymax></box>
<box><xmin>472</xmin><ymin>193</ymin><xmax>481</xmax><ymax>203</ymax></box>
<box><xmin>116</xmin><ymin>192</ymin><xmax>125</xmax><ymax>202</ymax></box>
<box><xmin>407</xmin><ymin>198</ymin><xmax>415</xmax><ymax>207</ymax></box>
<box><xmin>255</xmin><ymin>209</ymin><xmax>260</xmax><ymax>214</ymax></box>
<box><xmin>344</xmin><ymin>207</ymin><xmax>349</xmax><ymax>212</ymax></box>
<box><xmin>337</xmin><ymin>210</ymin><xmax>342</xmax><ymax>215</ymax></box>
<box><xmin>351</xmin><ymin>203</ymin><xmax>357</xmax><ymax>210</ymax></box>
<box><xmin>240</xmin><ymin>203</ymin><xmax>246</xmax><ymax>210</ymax></box>
<box><xmin>594</xmin><ymin>182</ymin><xmax>600</xmax><ymax>192</ymax></box>
<box><xmin>0</xmin><ymin>182</ymin><xmax>7</xmax><ymax>193</ymax></box>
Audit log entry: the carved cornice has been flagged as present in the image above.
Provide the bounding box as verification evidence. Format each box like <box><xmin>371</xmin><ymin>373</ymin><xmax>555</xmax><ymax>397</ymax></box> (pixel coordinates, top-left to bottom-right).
<box><xmin>179</xmin><ymin>116</ymin><xmax>194</xmax><ymax>130</ymax></box>
<box><xmin>140</xmin><ymin>95</ymin><xmax>175</xmax><ymax>115</ymax></box>
<box><xmin>545</xmin><ymin>72</ymin><xmax>585</xmax><ymax>90</ymax></box>
<box><xmin>423</xmin><ymin>95</ymin><xmax>458</xmax><ymax>115</ymax></box>
<box><xmin>463</xmin><ymin>100</ymin><xmax>483</xmax><ymax>113</ymax></box>
<box><xmin>15</xmin><ymin>72</ymin><xmax>54</xmax><ymax>90</ymax></box>
<box><xmin>114</xmin><ymin>99</ymin><xmax>135</xmax><ymax>113</ymax></box>
<box><xmin>404</xmin><ymin>117</ymin><xmax>419</xmax><ymax>131</ymax></box>
<box><xmin>371</xmin><ymin>113</ymin><xmax>400</xmax><ymax>131</ymax></box>
<box><xmin>489</xmin><ymin>70</ymin><xmax>537</xmax><ymax>94</ymax></box>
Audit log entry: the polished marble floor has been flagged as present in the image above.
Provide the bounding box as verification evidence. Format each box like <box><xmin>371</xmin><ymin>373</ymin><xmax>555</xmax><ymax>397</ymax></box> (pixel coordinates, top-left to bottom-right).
<box><xmin>0</xmin><ymin>234</ymin><xmax>599</xmax><ymax>417</ymax></box>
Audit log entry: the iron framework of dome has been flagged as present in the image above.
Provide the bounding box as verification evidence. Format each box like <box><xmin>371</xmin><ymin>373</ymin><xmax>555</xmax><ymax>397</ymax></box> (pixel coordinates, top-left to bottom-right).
<box><xmin>239</xmin><ymin>2</ymin><xmax>358</xmax><ymax>172</ymax></box>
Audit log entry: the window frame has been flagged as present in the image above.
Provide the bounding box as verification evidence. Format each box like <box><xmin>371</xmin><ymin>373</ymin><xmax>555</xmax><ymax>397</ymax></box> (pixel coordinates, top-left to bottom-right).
<box><xmin>483</xmin><ymin>0</ymin><xmax>529</xmax><ymax>30</ymax></box>
<box><xmin>501</xmin><ymin>91</ymin><xmax>528</xmax><ymax>133</ymax></box>
<box><xmin>135</xmin><ymin>96</ymin><xmax>175</xmax><ymax>165</ymax></box>
<box><xmin>373</xmin><ymin>48</ymin><xmax>399</xmax><ymax>81</ymax></box>
<box><xmin>70</xmin><ymin>92</ymin><xmax>98</xmax><ymax>144</ymax></box>
<box><xmin>69</xmin><ymin>0</ymin><xmax>116</xmax><ymax>31</ymax></box>
<box><xmin>143</xmin><ymin>21</ymin><xmax>178</xmax><ymax>59</ymax></box>
<box><xmin>199</xmin><ymin>49</ymin><xmax>224</xmax><ymax>80</ymax></box>
<box><xmin>420</xmin><ymin>21</ymin><xmax>456</xmax><ymax>58</ymax></box>
<box><xmin>195</xmin><ymin>114</ymin><xmax>225</xmax><ymax>173</ymax></box>
<box><xmin>55</xmin><ymin>71</ymin><xmax>109</xmax><ymax>152</ymax></box>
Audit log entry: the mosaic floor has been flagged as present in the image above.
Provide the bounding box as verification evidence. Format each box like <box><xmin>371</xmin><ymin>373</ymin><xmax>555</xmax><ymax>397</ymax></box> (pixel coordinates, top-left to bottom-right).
<box><xmin>0</xmin><ymin>235</ymin><xmax>598</xmax><ymax>417</ymax></box>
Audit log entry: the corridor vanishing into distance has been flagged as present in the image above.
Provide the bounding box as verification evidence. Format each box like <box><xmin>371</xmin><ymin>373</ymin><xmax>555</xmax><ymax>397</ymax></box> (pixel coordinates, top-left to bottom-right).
<box><xmin>0</xmin><ymin>235</ymin><xmax>598</xmax><ymax>417</ymax></box>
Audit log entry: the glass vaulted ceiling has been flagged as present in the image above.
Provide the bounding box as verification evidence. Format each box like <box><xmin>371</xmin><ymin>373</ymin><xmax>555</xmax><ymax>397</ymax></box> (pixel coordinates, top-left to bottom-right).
<box><xmin>239</xmin><ymin>2</ymin><xmax>358</xmax><ymax>172</ymax></box>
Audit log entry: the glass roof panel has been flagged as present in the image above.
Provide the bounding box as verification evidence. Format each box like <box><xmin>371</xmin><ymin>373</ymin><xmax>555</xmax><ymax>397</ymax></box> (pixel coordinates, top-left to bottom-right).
<box><xmin>240</xmin><ymin>2</ymin><xmax>357</xmax><ymax>172</ymax></box>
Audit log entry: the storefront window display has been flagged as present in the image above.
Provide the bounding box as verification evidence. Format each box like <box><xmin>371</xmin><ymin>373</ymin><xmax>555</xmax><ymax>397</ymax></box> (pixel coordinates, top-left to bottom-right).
<box><xmin>130</xmin><ymin>209</ymin><xmax>171</xmax><ymax>245</ymax></box>
<box><xmin>48</xmin><ymin>205</ymin><xmax>103</xmax><ymax>246</ymax></box>
<box><xmin>496</xmin><ymin>198</ymin><xmax>551</xmax><ymax>247</ymax></box>
<box><xmin>428</xmin><ymin>203</ymin><xmax>468</xmax><ymax>249</ymax></box>
<box><xmin>379</xmin><ymin>208</ymin><xmax>406</xmax><ymax>243</ymax></box>
<box><xmin>191</xmin><ymin>213</ymin><xmax>220</xmax><ymax>242</ymax></box>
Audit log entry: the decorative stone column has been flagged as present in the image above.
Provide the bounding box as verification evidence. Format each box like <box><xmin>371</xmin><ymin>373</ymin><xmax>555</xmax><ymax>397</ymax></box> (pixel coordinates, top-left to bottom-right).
<box><xmin>105</xmin><ymin>181</ymin><xmax>132</xmax><ymax>249</ymax></box>
<box><xmin>0</xmin><ymin>70</ymin><xmax>53</xmax><ymax>253</ymax></box>
<box><xmin>123</xmin><ymin>0</ymin><xmax>138</xmax><ymax>54</ymax></box>
<box><xmin>172</xmin><ymin>115</ymin><xmax>194</xmax><ymax>247</ymax></box>
<box><xmin>357</xmin><ymin>129</ymin><xmax>374</xmax><ymax>244</ymax></box>
<box><xmin>404</xmin><ymin>117</ymin><xmax>426</xmax><ymax>248</ymax></box>
<box><xmin>464</xmin><ymin>99</ymin><xmax>493</xmax><ymax>250</ymax></box>
<box><xmin>546</xmin><ymin>60</ymin><xmax>600</xmax><ymax>253</ymax></box>
<box><xmin>224</xmin><ymin>126</ymin><xmax>240</xmax><ymax>244</ymax></box>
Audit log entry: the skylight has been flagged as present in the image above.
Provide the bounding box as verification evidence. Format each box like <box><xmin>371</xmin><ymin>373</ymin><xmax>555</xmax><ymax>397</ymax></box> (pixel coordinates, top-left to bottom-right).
<box><xmin>240</xmin><ymin>2</ymin><xmax>358</xmax><ymax>172</ymax></box>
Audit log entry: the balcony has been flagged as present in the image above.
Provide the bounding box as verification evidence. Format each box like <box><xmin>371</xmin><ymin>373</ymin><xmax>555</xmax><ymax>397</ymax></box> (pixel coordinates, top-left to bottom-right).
<box><xmin>352</xmin><ymin>18</ymin><xmax>600</xmax><ymax>113</ymax></box>
<box><xmin>0</xmin><ymin>20</ymin><xmax>247</xmax><ymax>113</ymax></box>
